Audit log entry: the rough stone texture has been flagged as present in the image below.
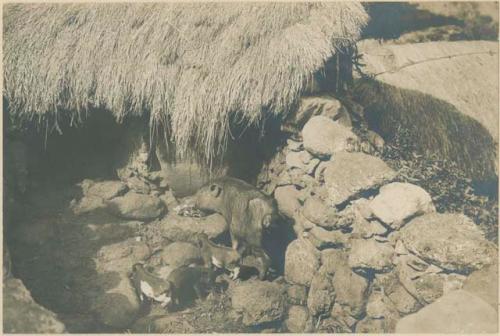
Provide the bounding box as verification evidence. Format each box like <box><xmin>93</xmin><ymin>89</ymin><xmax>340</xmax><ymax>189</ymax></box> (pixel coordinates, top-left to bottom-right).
<box><xmin>157</xmin><ymin>242</ymin><xmax>201</xmax><ymax>268</ymax></box>
<box><xmin>291</xmin><ymin>212</ymin><xmax>316</xmax><ymax>237</ymax></box>
<box><xmin>84</xmin><ymin>220</ymin><xmax>143</xmax><ymax>244</ymax></box>
<box><xmin>125</xmin><ymin>176</ymin><xmax>151</xmax><ymax>194</ymax></box>
<box><xmin>387</xmin><ymin>284</ymin><xmax>422</xmax><ymax>315</ymax></box>
<box><xmin>3</xmin><ymin>278</ymin><xmax>66</xmax><ymax>333</ymax></box>
<box><xmin>355</xmin><ymin>316</ymin><xmax>398</xmax><ymax>333</ymax></box>
<box><xmin>131</xmin><ymin>313</ymin><xmax>195</xmax><ymax>333</ymax></box>
<box><xmin>231</xmin><ymin>280</ymin><xmax>285</xmax><ymax>326</ymax></box>
<box><xmin>302</xmin><ymin>116</ymin><xmax>358</xmax><ymax>158</ymax></box>
<box><xmin>70</xmin><ymin>195</ymin><xmax>108</xmax><ymax>215</ymax></box>
<box><xmin>330</xmin><ymin>304</ymin><xmax>358</xmax><ymax>330</ymax></box>
<box><xmin>400</xmin><ymin>213</ymin><xmax>498</xmax><ymax>273</ymax></box>
<box><xmin>302</xmin><ymin>196</ymin><xmax>338</xmax><ymax>228</ymax></box>
<box><xmin>307</xmin><ymin>266</ymin><xmax>335</xmax><ymax>316</ymax></box>
<box><xmin>284</xmin><ymin>239</ymin><xmax>321</xmax><ymax>286</ymax></box>
<box><xmin>95</xmin><ymin>238</ymin><xmax>150</xmax><ymax>274</ymax></box>
<box><xmin>84</xmin><ymin>180</ymin><xmax>128</xmax><ymax>200</ymax></box>
<box><xmin>108</xmin><ymin>192</ymin><xmax>165</xmax><ymax>220</ymax></box>
<box><xmin>348</xmin><ymin>239</ymin><xmax>395</xmax><ymax>272</ymax></box>
<box><xmin>463</xmin><ymin>263</ymin><xmax>498</xmax><ymax>310</ymax></box>
<box><xmin>148</xmin><ymin>213</ymin><xmax>228</xmax><ymax>243</ymax></box>
<box><xmin>366</xmin><ymin>290</ymin><xmax>399</xmax><ymax>320</ymax></box>
<box><xmin>286</xmin><ymin>285</ymin><xmax>308</xmax><ymax>306</ymax></box>
<box><xmin>395</xmin><ymin>290</ymin><xmax>498</xmax><ymax>333</ymax></box>
<box><xmin>413</xmin><ymin>273</ymin><xmax>445</xmax><ymax>304</ymax></box>
<box><xmin>442</xmin><ymin>273</ymin><xmax>466</xmax><ymax>294</ymax></box>
<box><xmin>307</xmin><ymin>226</ymin><xmax>349</xmax><ymax>249</ymax></box>
<box><xmin>331</xmin><ymin>259</ymin><xmax>369</xmax><ymax>318</ymax></box>
<box><xmin>287</xmin><ymin>139</ymin><xmax>304</xmax><ymax>152</ymax></box>
<box><xmin>321</xmin><ymin>248</ymin><xmax>349</xmax><ymax>275</ymax></box>
<box><xmin>322</xmin><ymin>152</ymin><xmax>396</xmax><ymax>206</ymax></box>
<box><xmin>368</xmin><ymin>182</ymin><xmax>435</xmax><ymax>229</ymax></box>
<box><xmin>285</xmin><ymin>305</ymin><xmax>311</xmax><ymax>333</ymax></box>
<box><xmin>91</xmin><ymin>273</ymin><xmax>142</xmax><ymax>329</ymax></box>
<box><xmin>286</xmin><ymin>150</ymin><xmax>313</xmax><ymax>171</ymax></box>
<box><xmin>91</xmin><ymin>238</ymin><xmax>150</xmax><ymax>328</ymax></box>
<box><xmin>351</xmin><ymin>215</ymin><xmax>388</xmax><ymax>239</ymax></box>
<box><xmin>293</xmin><ymin>96</ymin><xmax>346</xmax><ymax>127</ymax></box>
<box><xmin>274</xmin><ymin>185</ymin><xmax>301</xmax><ymax>218</ymax></box>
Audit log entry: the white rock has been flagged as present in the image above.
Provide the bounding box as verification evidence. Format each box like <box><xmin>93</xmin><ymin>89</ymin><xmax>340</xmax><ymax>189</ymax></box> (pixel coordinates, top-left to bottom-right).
<box><xmin>302</xmin><ymin>116</ymin><xmax>358</xmax><ymax>158</ymax></box>
<box><xmin>368</xmin><ymin>182</ymin><xmax>435</xmax><ymax>229</ymax></box>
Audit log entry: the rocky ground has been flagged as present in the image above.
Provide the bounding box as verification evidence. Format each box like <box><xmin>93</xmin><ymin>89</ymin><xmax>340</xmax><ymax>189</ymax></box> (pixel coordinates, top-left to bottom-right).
<box><xmin>4</xmin><ymin>95</ymin><xmax>498</xmax><ymax>333</ymax></box>
<box><xmin>4</xmin><ymin>4</ymin><xmax>499</xmax><ymax>332</ymax></box>
<box><xmin>256</xmin><ymin>102</ymin><xmax>498</xmax><ymax>333</ymax></box>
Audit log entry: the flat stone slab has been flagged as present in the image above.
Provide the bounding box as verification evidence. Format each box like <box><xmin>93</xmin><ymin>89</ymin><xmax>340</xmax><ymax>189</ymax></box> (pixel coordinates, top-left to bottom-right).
<box><xmin>399</xmin><ymin>213</ymin><xmax>497</xmax><ymax>273</ymax></box>
<box><xmin>368</xmin><ymin>182</ymin><xmax>435</xmax><ymax>229</ymax></box>
<box><xmin>395</xmin><ymin>290</ymin><xmax>498</xmax><ymax>333</ymax></box>
<box><xmin>322</xmin><ymin>152</ymin><xmax>396</xmax><ymax>206</ymax></box>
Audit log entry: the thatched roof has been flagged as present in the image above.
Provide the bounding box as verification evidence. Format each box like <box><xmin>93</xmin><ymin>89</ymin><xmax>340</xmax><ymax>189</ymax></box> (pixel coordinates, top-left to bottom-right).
<box><xmin>353</xmin><ymin>40</ymin><xmax>498</xmax><ymax>180</ymax></box>
<box><xmin>3</xmin><ymin>3</ymin><xmax>368</xmax><ymax>165</ymax></box>
<box><xmin>357</xmin><ymin>40</ymin><xmax>499</xmax><ymax>141</ymax></box>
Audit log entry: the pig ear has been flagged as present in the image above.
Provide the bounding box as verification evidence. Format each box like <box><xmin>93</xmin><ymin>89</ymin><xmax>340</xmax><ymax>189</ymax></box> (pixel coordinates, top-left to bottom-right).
<box><xmin>209</xmin><ymin>183</ymin><xmax>222</xmax><ymax>198</ymax></box>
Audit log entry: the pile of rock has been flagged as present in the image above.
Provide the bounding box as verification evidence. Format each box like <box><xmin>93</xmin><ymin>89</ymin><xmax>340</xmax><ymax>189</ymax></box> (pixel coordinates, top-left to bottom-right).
<box><xmin>257</xmin><ymin>97</ymin><xmax>498</xmax><ymax>333</ymax></box>
<box><xmin>6</xmin><ymin>162</ymin><xmax>232</xmax><ymax>333</ymax></box>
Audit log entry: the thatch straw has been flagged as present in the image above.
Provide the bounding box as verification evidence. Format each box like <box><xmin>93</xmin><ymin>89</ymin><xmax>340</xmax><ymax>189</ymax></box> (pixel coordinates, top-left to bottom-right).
<box><xmin>353</xmin><ymin>78</ymin><xmax>497</xmax><ymax>181</ymax></box>
<box><xmin>3</xmin><ymin>3</ymin><xmax>368</xmax><ymax>166</ymax></box>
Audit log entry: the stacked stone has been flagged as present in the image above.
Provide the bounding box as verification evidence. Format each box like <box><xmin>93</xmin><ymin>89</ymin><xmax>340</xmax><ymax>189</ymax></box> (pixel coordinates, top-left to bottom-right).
<box><xmin>34</xmin><ymin>169</ymin><xmax>229</xmax><ymax>331</ymax></box>
<box><xmin>257</xmin><ymin>97</ymin><xmax>498</xmax><ymax>333</ymax></box>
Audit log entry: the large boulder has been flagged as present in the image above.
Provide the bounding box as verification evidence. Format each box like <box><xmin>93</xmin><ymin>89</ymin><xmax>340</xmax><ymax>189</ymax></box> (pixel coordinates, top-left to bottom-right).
<box><xmin>3</xmin><ymin>278</ymin><xmax>66</xmax><ymax>333</ymax></box>
<box><xmin>348</xmin><ymin>239</ymin><xmax>395</xmax><ymax>273</ymax></box>
<box><xmin>367</xmin><ymin>182</ymin><xmax>435</xmax><ymax>229</ymax></box>
<box><xmin>231</xmin><ymin>280</ymin><xmax>286</xmax><ymax>326</ymax></box>
<box><xmin>321</xmin><ymin>152</ymin><xmax>396</xmax><ymax>206</ymax></box>
<box><xmin>108</xmin><ymin>192</ymin><xmax>165</xmax><ymax>220</ymax></box>
<box><xmin>399</xmin><ymin>213</ymin><xmax>497</xmax><ymax>273</ymax></box>
<box><xmin>395</xmin><ymin>290</ymin><xmax>498</xmax><ymax>333</ymax></box>
<box><xmin>302</xmin><ymin>116</ymin><xmax>358</xmax><ymax>158</ymax></box>
<box><xmin>284</xmin><ymin>238</ymin><xmax>321</xmax><ymax>286</ymax></box>
<box><xmin>463</xmin><ymin>263</ymin><xmax>498</xmax><ymax>310</ymax></box>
